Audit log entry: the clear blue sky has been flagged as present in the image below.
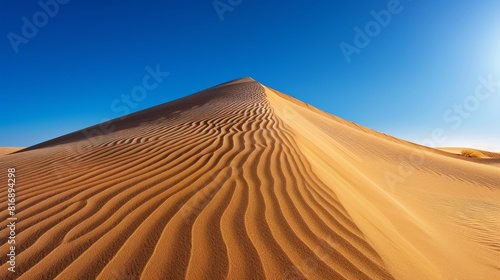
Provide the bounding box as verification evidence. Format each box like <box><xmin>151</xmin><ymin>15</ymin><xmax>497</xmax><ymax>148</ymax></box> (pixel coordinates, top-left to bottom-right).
<box><xmin>1</xmin><ymin>0</ymin><xmax>499</xmax><ymax>150</ymax></box>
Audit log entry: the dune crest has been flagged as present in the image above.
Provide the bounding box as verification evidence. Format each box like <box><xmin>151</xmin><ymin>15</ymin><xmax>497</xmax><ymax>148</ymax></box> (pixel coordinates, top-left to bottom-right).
<box><xmin>1</xmin><ymin>78</ymin><xmax>498</xmax><ymax>279</ymax></box>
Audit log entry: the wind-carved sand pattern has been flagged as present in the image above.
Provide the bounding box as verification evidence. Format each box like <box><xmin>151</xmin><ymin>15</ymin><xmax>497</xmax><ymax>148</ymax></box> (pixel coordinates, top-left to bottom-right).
<box><xmin>0</xmin><ymin>77</ymin><xmax>498</xmax><ymax>279</ymax></box>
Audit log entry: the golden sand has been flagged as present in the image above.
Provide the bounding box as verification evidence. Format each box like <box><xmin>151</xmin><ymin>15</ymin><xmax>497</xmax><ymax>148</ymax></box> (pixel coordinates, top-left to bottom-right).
<box><xmin>0</xmin><ymin>78</ymin><xmax>498</xmax><ymax>279</ymax></box>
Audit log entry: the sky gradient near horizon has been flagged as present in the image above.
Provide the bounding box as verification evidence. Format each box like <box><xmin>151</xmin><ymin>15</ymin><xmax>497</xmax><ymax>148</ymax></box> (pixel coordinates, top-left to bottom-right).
<box><xmin>2</xmin><ymin>0</ymin><xmax>500</xmax><ymax>151</ymax></box>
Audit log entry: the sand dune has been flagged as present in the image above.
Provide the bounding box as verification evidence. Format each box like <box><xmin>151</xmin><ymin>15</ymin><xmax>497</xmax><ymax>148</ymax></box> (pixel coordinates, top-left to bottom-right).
<box><xmin>0</xmin><ymin>77</ymin><xmax>498</xmax><ymax>279</ymax></box>
<box><xmin>438</xmin><ymin>147</ymin><xmax>500</xmax><ymax>158</ymax></box>
<box><xmin>0</xmin><ymin>147</ymin><xmax>23</xmax><ymax>156</ymax></box>
<box><xmin>438</xmin><ymin>148</ymin><xmax>500</xmax><ymax>167</ymax></box>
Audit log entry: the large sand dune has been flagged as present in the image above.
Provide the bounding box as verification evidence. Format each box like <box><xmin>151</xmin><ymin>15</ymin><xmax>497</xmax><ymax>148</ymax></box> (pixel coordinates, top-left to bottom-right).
<box><xmin>0</xmin><ymin>77</ymin><xmax>498</xmax><ymax>279</ymax></box>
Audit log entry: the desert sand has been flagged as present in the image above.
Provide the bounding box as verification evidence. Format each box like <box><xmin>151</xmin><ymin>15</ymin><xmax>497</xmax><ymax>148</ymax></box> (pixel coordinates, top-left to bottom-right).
<box><xmin>0</xmin><ymin>147</ymin><xmax>23</xmax><ymax>156</ymax></box>
<box><xmin>0</xmin><ymin>77</ymin><xmax>498</xmax><ymax>279</ymax></box>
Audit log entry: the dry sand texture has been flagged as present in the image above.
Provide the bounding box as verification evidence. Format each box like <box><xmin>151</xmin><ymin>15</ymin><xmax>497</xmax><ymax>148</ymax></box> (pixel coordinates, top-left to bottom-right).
<box><xmin>0</xmin><ymin>77</ymin><xmax>498</xmax><ymax>279</ymax></box>
<box><xmin>0</xmin><ymin>148</ymin><xmax>23</xmax><ymax>156</ymax></box>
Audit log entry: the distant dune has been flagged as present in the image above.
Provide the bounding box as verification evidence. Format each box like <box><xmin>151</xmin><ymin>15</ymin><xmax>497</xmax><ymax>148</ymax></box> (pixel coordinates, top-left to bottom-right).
<box><xmin>0</xmin><ymin>77</ymin><xmax>498</xmax><ymax>280</ymax></box>
<box><xmin>438</xmin><ymin>147</ymin><xmax>500</xmax><ymax>158</ymax></box>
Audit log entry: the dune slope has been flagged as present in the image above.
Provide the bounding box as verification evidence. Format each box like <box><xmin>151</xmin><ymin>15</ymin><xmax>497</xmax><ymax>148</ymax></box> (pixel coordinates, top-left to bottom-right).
<box><xmin>0</xmin><ymin>78</ymin><xmax>498</xmax><ymax>280</ymax></box>
<box><xmin>0</xmin><ymin>147</ymin><xmax>23</xmax><ymax>156</ymax></box>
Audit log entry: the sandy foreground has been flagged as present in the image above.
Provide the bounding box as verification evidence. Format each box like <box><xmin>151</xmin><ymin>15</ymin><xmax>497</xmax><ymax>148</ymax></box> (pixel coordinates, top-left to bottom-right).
<box><xmin>0</xmin><ymin>77</ymin><xmax>498</xmax><ymax>280</ymax></box>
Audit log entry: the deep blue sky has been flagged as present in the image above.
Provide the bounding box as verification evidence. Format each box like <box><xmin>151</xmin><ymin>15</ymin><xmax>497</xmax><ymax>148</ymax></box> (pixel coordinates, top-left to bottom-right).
<box><xmin>2</xmin><ymin>0</ymin><xmax>499</xmax><ymax>150</ymax></box>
